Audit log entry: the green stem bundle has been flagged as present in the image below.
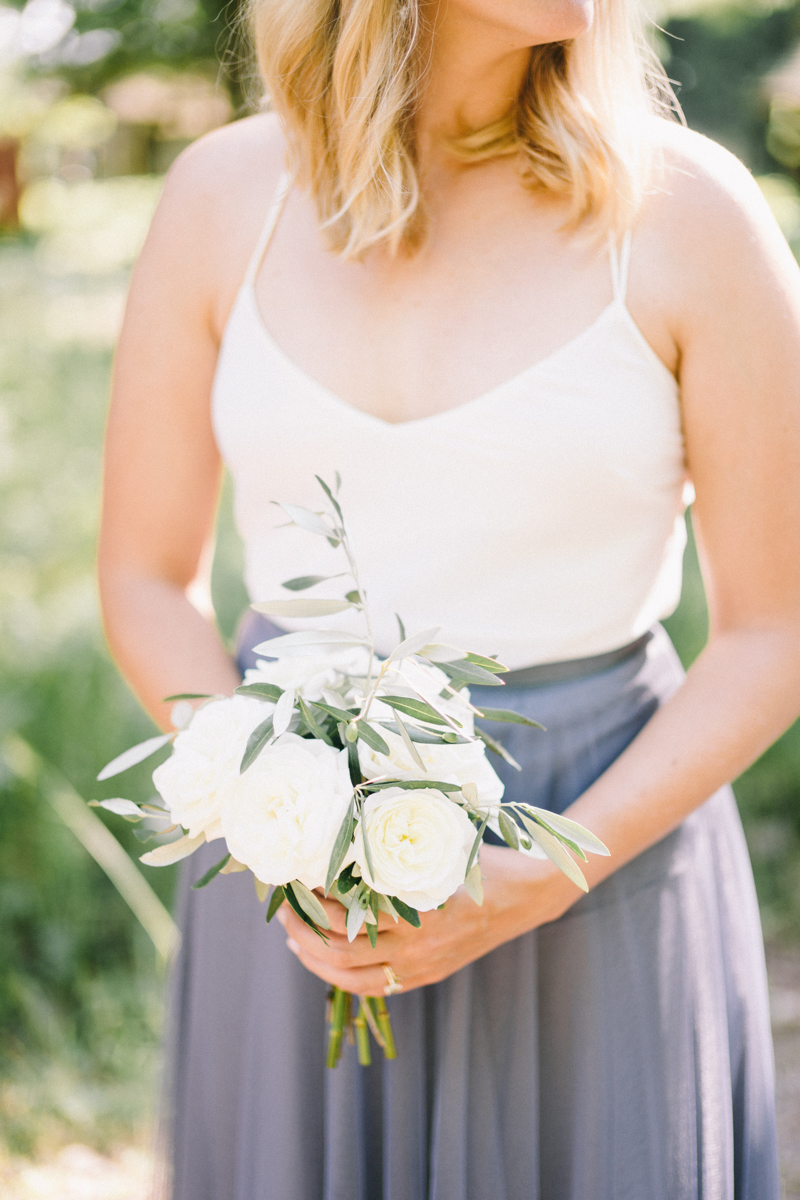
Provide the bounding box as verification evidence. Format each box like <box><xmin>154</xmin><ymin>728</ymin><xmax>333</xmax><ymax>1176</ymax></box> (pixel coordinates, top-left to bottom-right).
<box><xmin>326</xmin><ymin>986</ymin><xmax>398</xmax><ymax>1068</ymax></box>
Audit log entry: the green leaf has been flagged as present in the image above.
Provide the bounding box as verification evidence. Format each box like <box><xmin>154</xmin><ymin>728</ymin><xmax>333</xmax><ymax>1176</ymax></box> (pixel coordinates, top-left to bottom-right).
<box><xmin>347</xmin><ymin>897</ymin><xmax>368</xmax><ymax>940</ymax></box>
<box><xmin>298</xmin><ymin>697</ymin><xmax>334</xmax><ymax>745</ymax></box>
<box><xmin>132</xmin><ymin>825</ymin><xmax>176</xmax><ymax>843</ymax></box>
<box><xmin>518</xmin><ymin>815</ymin><xmax>589</xmax><ymax>892</ymax></box>
<box><xmin>498</xmin><ymin>808</ymin><xmax>520</xmax><ymax>850</ymax></box>
<box><xmin>361</xmin><ymin>811</ymin><xmax>377</xmax><ymax>884</ymax></box>
<box><xmin>379</xmin><ymin>696</ymin><xmax>449</xmax><ymax>726</ymax></box>
<box><xmin>88</xmin><ymin>798</ymin><xmax>146</xmax><ymax>822</ymax></box>
<box><xmin>518</xmin><ymin>810</ymin><xmax>587</xmax><ymax>860</ymax></box>
<box><xmin>325</xmin><ymin>798</ymin><xmax>355</xmax><ymax>894</ymax></box>
<box><xmin>235</xmin><ymin>682</ymin><xmax>283</xmax><ymax>702</ymax></box>
<box><xmin>346</xmin><ymin>735</ymin><xmax>361</xmax><ymax>786</ymax></box>
<box><xmin>162</xmin><ymin>692</ymin><xmax>213</xmax><ymax>701</ymax></box>
<box><xmin>355</xmin><ymin>721</ymin><xmax>390</xmax><ymax>756</ymax></box>
<box><xmin>474</xmin><ymin>707</ymin><xmax>545</xmax><ymax>728</ymax></box>
<box><xmin>392</xmin><ymin>711</ymin><xmax>426</xmax><ymax>772</ymax></box>
<box><xmin>416</xmin><ymin>643</ymin><xmax>466</xmax><ymax>663</ymax></box>
<box><xmin>387</xmin><ymin>626</ymin><xmax>442</xmax><ymax>663</ymax></box>
<box><xmin>251</xmin><ymin>629</ymin><xmax>369</xmax><ymax>657</ymax></box>
<box><xmin>97</xmin><ymin>732</ymin><xmax>174</xmax><ymax>781</ymax></box>
<box><xmin>376</xmin><ymin>893</ymin><xmax>400</xmax><ymax>922</ymax></box>
<box><xmin>345</xmin><ymin>590</ymin><xmax>361</xmax><ymax>604</ymax></box>
<box><xmin>289</xmin><ymin>880</ymin><xmax>333</xmax><ymax>929</ymax></box>
<box><xmin>278</xmin><ymin>502</ymin><xmax>333</xmax><ymax>538</ymax></box>
<box><xmin>315</xmin><ymin>474</ymin><xmax>344</xmax><ymax>522</ymax></box>
<box><xmin>395</xmin><ymin>613</ymin><xmax>406</xmax><ymax>642</ymax></box>
<box><xmin>252</xmin><ymin>599</ymin><xmax>355</xmax><ymax>618</ymax></box>
<box><xmin>519</xmin><ymin>806</ymin><xmax>610</xmax><ymax>857</ymax></box>
<box><xmin>284</xmin><ymin>884</ymin><xmax>329</xmax><ymax>940</ymax></box>
<box><xmin>363</xmin><ymin>779</ymin><xmax>462</xmax><ymax>793</ymax></box>
<box><xmin>240</xmin><ymin>714</ymin><xmax>274</xmax><ymax>773</ymax></box>
<box><xmin>192</xmin><ymin>852</ymin><xmax>231</xmax><ymax>889</ymax></box>
<box><xmin>140</xmin><ymin>832</ymin><xmax>205</xmax><ymax>866</ymax></box>
<box><xmin>474</xmin><ymin>725</ymin><xmax>521</xmax><ymax>771</ymax></box>
<box><xmin>389</xmin><ymin>896</ymin><xmax>421</xmax><ymax>927</ymax></box>
<box><xmin>367</xmin><ymin>917</ymin><xmax>378</xmax><ymax>948</ymax></box>
<box><xmin>376</xmin><ymin>722</ymin><xmax>469</xmax><ymax>745</ymax></box>
<box><xmin>312</xmin><ymin>700</ymin><xmax>358</xmax><ymax>724</ymax></box>
<box><xmin>266</xmin><ymin>885</ymin><xmax>285</xmax><ymax>922</ymax></box>
<box><xmin>336</xmin><ymin>864</ymin><xmax>358</xmax><ymax>894</ymax></box>
<box><xmin>433</xmin><ymin>660</ymin><xmax>505</xmax><ymax>687</ymax></box>
<box><xmin>465</xmin><ymin>653</ymin><xmax>509</xmax><ymax>674</ymax></box>
<box><xmin>464</xmin><ymin>862</ymin><xmax>484</xmax><ymax>905</ymax></box>
<box><xmin>281</xmin><ymin>574</ymin><xmax>344</xmax><ymax>591</ymax></box>
<box><xmin>465</xmin><ymin>812</ymin><xmax>489</xmax><ymax>877</ymax></box>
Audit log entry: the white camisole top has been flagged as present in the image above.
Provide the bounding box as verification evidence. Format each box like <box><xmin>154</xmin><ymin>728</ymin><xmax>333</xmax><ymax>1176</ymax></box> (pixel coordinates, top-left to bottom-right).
<box><xmin>212</xmin><ymin>175</ymin><xmax>689</xmax><ymax>669</ymax></box>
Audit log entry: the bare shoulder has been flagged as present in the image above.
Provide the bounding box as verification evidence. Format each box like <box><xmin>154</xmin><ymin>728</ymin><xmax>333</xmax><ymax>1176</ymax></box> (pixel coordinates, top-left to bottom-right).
<box><xmin>636</xmin><ymin>119</ymin><xmax>799</xmax><ymax>327</ymax></box>
<box><xmin>163</xmin><ymin>111</ymin><xmax>285</xmax><ymax>213</ymax></box>
<box><xmin>135</xmin><ymin>112</ymin><xmax>287</xmax><ymax>333</ymax></box>
<box><xmin>650</xmin><ymin>119</ymin><xmax>767</xmax><ymax>219</ymax></box>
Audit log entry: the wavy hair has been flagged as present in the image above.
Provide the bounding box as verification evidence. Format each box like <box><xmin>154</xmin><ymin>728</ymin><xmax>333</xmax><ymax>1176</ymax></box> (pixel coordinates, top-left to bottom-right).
<box><xmin>247</xmin><ymin>0</ymin><xmax>676</xmax><ymax>257</ymax></box>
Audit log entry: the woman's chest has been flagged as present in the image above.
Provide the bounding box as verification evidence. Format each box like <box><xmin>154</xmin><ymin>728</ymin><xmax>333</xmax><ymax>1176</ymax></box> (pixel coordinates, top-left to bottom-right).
<box><xmin>213</xmin><ymin>292</ymin><xmax>685</xmax><ymax>531</ymax></box>
<box><xmin>250</xmin><ymin>184</ymin><xmax>674</xmax><ymax>425</ymax></box>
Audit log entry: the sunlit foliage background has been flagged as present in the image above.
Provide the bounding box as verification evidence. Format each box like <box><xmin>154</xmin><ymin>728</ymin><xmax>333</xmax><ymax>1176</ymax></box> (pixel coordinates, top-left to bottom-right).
<box><xmin>1</xmin><ymin>0</ymin><xmax>800</xmax><ymax>1163</ymax></box>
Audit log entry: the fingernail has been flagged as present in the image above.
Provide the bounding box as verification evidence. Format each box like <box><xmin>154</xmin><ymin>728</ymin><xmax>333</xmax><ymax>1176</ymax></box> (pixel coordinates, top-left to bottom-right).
<box><xmin>287</xmin><ymin>938</ymin><xmax>299</xmax><ymax>954</ymax></box>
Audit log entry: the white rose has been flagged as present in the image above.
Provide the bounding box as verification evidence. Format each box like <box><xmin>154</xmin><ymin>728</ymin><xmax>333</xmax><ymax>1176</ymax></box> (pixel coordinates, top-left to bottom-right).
<box><xmin>352</xmin><ymin>786</ymin><xmax>477</xmax><ymax>911</ymax></box>
<box><xmin>152</xmin><ymin>695</ymin><xmax>267</xmax><ymax>841</ymax></box>
<box><xmin>244</xmin><ymin>644</ymin><xmax>371</xmax><ymax>703</ymax></box>
<box><xmin>221</xmin><ymin>732</ymin><xmax>353</xmax><ymax>889</ymax></box>
<box><xmin>358</xmin><ymin>728</ymin><xmax>504</xmax><ymax>804</ymax></box>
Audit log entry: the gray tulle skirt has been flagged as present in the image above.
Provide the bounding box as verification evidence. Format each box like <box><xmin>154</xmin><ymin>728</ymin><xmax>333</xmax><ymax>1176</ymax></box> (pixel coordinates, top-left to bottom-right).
<box><xmin>155</xmin><ymin>624</ymin><xmax>779</xmax><ymax>1200</ymax></box>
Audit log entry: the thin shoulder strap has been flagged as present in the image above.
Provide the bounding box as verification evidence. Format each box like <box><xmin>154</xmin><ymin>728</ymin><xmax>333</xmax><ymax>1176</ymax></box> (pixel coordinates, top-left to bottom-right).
<box><xmin>608</xmin><ymin>230</ymin><xmax>632</xmax><ymax>304</ymax></box>
<box><xmin>243</xmin><ymin>168</ymin><xmax>293</xmax><ymax>288</ymax></box>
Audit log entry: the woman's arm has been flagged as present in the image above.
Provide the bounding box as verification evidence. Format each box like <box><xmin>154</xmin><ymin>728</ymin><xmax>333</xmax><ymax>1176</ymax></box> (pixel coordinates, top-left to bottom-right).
<box><xmin>280</xmin><ymin>128</ymin><xmax>800</xmax><ymax>994</ymax></box>
<box><xmin>99</xmin><ymin>115</ymin><xmax>284</xmax><ymax>729</ymax></box>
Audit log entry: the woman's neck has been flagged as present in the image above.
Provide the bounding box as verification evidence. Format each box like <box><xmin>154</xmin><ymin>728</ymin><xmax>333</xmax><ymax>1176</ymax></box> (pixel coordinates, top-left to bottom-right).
<box><xmin>414</xmin><ymin>4</ymin><xmax>532</xmax><ymax>179</ymax></box>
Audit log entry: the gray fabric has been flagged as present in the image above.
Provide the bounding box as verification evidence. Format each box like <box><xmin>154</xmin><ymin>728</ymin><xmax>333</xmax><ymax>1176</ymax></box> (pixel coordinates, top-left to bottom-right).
<box><xmin>154</xmin><ymin>624</ymin><xmax>779</xmax><ymax>1200</ymax></box>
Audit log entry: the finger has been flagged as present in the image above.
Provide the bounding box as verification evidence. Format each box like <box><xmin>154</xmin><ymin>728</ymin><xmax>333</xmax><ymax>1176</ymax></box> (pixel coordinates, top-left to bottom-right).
<box><xmin>286</xmin><ymin>919</ymin><xmax>392</xmax><ymax>970</ymax></box>
<box><xmin>313</xmin><ymin>893</ymin><xmax>397</xmax><ymax>936</ymax></box>
<box><xmin>286</xmin><ymin>938</ymin><xmax>411</xmax><ymax>997</ymax></box>
<box><xmin>279</xmin><ymin>908</ymin><xmax>409</xmax><ymax>978</ymax></box>
<box><xmin>279</xmin><ymin>902</ymin><xmax>398</xmax><ymax>955</ymax></box>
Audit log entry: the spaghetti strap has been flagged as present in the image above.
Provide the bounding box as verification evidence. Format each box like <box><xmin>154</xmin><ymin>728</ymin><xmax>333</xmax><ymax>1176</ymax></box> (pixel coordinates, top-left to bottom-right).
<box><xmin>243</xmin><ymin>168</ymin><xmax>292</xmax><ymax>288</ymax></box>
<box><xmin>608</xmin><ymin>230</ymin><xmax>632</xmax><ymax>304</ymax></box>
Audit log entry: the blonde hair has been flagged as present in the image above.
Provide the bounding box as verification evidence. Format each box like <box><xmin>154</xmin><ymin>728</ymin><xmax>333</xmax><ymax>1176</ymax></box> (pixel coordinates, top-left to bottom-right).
<box><xmin>247</xmin><ymin>0</ymin><xmax>676</xmax><ymax>257</ymax></box>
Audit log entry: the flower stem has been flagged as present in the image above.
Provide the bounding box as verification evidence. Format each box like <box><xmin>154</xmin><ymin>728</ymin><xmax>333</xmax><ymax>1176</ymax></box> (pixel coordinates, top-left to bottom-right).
<box><xmin>354</xmin><ymin>1002</ymin><xmax>372</xmax><ymax>1065</ymax></box>
<box><xmin>326</xmin><ymin>986</ymin><xmax>351</xmax><ymax>1069</ymax></box>
<box><xmin>374</xmin><ymin>996</ymin><xmax>397</xmax><ymax>1058</ymax></box>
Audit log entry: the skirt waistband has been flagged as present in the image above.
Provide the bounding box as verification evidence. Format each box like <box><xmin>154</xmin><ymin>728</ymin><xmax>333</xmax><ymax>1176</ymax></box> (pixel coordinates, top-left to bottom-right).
<box><xmin>501</xmin><ymin>631</ymin><xmax>654</xmax><ymax>688</ymax></box>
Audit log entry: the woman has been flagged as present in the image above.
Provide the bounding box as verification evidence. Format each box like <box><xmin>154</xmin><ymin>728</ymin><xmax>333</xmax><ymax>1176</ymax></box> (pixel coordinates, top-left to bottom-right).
<box><xmin>98</xmin><ymin>0</ymin><xmax>800</xmax><ymax>1192</ymax></box>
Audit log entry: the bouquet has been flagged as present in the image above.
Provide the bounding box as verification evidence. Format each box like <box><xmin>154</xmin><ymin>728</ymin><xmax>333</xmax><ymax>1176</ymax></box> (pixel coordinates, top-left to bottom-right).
<box><xmin>95</xmin><ymin>475</ymin><xmax>608</xmax><ymax>1067</ymax></box>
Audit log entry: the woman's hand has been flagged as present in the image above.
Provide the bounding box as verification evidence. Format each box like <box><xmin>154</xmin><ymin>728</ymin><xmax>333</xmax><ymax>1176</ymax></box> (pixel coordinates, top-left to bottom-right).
<box><xmin>276</xmin><ymin>845</ymin><xmax>580</xmax><ymax>996</ymax></box>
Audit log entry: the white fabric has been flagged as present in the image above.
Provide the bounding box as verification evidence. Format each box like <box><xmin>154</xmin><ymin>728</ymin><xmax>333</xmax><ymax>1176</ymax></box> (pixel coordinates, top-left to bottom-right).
<box><xmin>212</xmin><ymin>180</ymin><xmax>688</xmax><ymax>669</ymax></box>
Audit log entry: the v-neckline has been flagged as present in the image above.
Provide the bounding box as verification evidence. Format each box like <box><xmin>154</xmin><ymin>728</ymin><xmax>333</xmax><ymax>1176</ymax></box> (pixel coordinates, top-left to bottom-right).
<box><xmin>242</xmin><ymin>282</ymin><xmax>647</xmax><ymax>430</ymax></box>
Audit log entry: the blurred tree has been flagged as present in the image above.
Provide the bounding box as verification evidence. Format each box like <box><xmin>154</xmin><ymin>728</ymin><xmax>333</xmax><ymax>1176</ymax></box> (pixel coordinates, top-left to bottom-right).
<box><xmin>662</xmin><ymin>0</ymin><xmax>800</xmax><ymax>171</ymax></box>
<box><xmin>26</xmin><ymin>0</ymin><xmax>251</xmax><ymax>109</ymax></box>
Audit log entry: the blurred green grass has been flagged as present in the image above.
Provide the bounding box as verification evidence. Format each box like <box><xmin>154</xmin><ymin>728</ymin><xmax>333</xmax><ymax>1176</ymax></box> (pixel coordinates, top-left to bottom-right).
<box><xmin>0</xmin><ymin>205</ymin><xmax>252</xmax><ymax>1153</ymax></box>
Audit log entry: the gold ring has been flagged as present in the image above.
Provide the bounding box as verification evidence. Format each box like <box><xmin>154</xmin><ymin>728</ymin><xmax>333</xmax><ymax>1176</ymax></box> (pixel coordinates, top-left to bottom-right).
<box><xmin>382</xmin><ymin>964</ymin><xmax>403</xmax><ymax>996</ymax></box>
